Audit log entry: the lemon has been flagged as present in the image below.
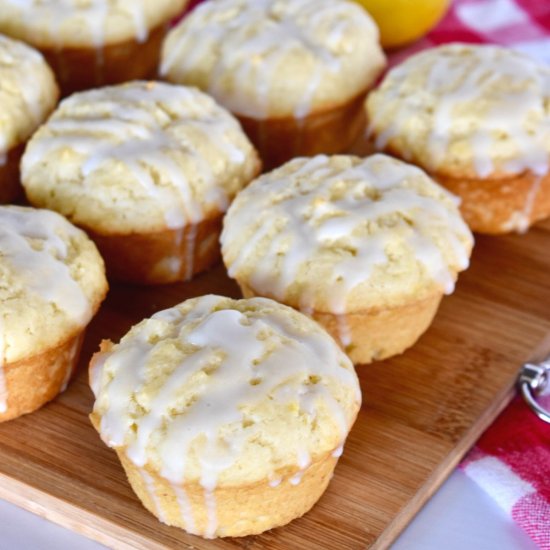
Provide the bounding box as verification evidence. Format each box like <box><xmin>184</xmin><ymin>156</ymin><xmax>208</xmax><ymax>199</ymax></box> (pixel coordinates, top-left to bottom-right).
<box><xmin>353</xmin><ymin>0</ymin><xmax>450</xmax><ymax>49</ymax></box>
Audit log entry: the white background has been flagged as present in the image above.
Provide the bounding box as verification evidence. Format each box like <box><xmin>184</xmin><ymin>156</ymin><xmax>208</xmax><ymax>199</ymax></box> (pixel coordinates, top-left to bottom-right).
<box><xmin>0</xmin><ymin>469</ymin><xmax>538</xmax><ymax>549</ymax></box>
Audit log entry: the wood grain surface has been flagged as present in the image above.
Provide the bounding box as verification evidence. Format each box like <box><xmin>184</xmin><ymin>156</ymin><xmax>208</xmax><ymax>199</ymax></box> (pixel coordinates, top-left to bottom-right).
<box><xmin>0</xmin><ymin>215</ymin><xmax>549</xmax><ymax>549</ymax></box>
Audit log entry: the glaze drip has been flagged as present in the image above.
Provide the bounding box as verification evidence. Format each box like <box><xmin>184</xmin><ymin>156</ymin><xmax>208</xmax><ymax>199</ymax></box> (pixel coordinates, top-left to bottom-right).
<box><xmin>161</xmin><ymin>0</ymin><xmax>385</xmax><ymax>119</ymax></box>
<box><xmin>22</xmin><ymin>82</ymin><xmax>249</xmax><ymax>229</ymax></box>
<box><xmin>368</xmin><ymin>44</ymin><xmax>550</xmax><ymax>178</ymax></box>
<box><xmin>2</xmin><ymin>0</ymin><xmax>150</xmax><ymax>48</ymax></box>
<box><xmin>222</xmin><ymin>154</ymin><xmax>474</xmax><ymax>314</ymax></box>
<box><xmin>91</xmin><ymin>296</ymin><xmax>358</xmax><ymax>494</ymax></box>
<box><xmin>0</xmin><ymin>35</ymin><xmax>57</xmax><ymax>156</ymax></box>
<box><xmin>91</xmin><ymin>296</ymin><xmax>359</xmax><ymax>537</ymax></box>
<box><xmin>0</xmin><ymin>207</ymin><xmax>93</xmax><ymax>413</ymax></box>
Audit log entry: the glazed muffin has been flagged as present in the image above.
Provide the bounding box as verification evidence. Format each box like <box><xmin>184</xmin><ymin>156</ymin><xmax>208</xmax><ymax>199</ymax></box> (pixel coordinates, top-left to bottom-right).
<box><xmin>0</xmin><ymin>0</ymin><xmax>188</xmax><ymax>95</ymax></box>
<box><xmin>221</xmin><ymin>154</ymin><xmax>474</xmax><ymax>364</ymax></box>
<box><xmin>0</xmin><ymin>206</ymin><xmax>107</xmax><ymax>422</ymax></box>
<box><xmin>21</xmin><ymin>81</ymin><xmax>261</xmax><ymax>285</ymax></box>
<box><xmin>161</xmin><ymin>0</ymin><xmax>386</xmax><ymax>169</ymax></box>
<box><xmin>89</xmin><ymin>295</ymin><xmax>360</xmax><ymax>538</ymax></box>
<box><xmin>0</xmin><ymin>34</ymin><xmax>58</xmax><ymax>203</ymax></box>
<box><xmin>366</xmin><ymin>44</ymin><xmax>550</xmax><ymax>234</ymax></box>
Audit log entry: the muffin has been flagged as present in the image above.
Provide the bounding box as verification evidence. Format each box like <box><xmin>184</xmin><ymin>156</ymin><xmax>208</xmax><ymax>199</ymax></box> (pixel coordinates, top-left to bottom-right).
<box><xmin>366</xmin><ymin>44</ymin><xmax>550</xmax><ymax>234</ymax></box>
<box><xmin>0</xmin><ymin>205</ymin><xmax>107</xmax><ymax>422</ymax></box>
<box><xmin>221</xmin><ymin>154</ymin><xmax>474</xmax><ymax>364</ymax></box>
<box><xmin>89</xmin><ymin>294</ymin><xmax>360</xmax><ymax>538</ymax></box>
<box><xmin>21</xmin><ymin>81</ymin><xmax>261</xmax><ymax>285</ymax></box>
<box><xmin>0</xmin><ymin>0</ymin><xmax>188</xmax><ymax>95</ymax></box>
<box><xmin>0</xmin><ymin>34</ymin><xmax>58</xmax><ymax>204</ymax></box>
<box><xmin>161</xmin><ymin>0</ymin><xmax>386</xmax><ymax>169</ymax></box>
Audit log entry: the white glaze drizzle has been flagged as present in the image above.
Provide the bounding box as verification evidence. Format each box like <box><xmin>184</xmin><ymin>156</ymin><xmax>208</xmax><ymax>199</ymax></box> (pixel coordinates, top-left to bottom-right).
<box><xmin>91</xmin><ymin>295</ymin><xmax>358</xmax><ymax>533</ymax></box>
<box><xmin>336</xmin><ymin>315</ymin><xmax>352</xmax><ymax>348</ymax></box>
<box><xmin>0</xmin><ymin>208</ymin><xmax>90</xmax><ymax>323</ymax></box>
<box><xmin>22</xmin><ymin>82</ymin><xmax>245</xmax><ymax>229</ymax></box>
<box><xmin>369</xmin><ymin>44</ymin><xmax>550</xmax><ymax>178</ymax></box>
<box><xmin>288</xmin><ymin>448</ymin><xmax>311</xmax><ymax>486</ymax></box>
<box><xmin>203</xmin><ymin>488</ymin><xmax>218</xmax><ymax>539</ymax></box>
<box><xmin>3</xmin><ymin>0</ymin><xmax>149</xmax><ymax>48</ymax></box>
<box><xmin>0</xmin><ymin>35</ymin><xmax>53</xmax><ymax>155</ymax></box>
<box><xmin>128</xmin><ymin>0</ymin><xmax>148</xmax><ymax>43</ymax></box>
<box><xmin>268</xmin><ymin>476</ymin><xmax>282</xmax><ymax>488</ymax></box>
<box><xmin>172</xmin><ymin>484</ymin><xmax>196</xmax><ymax>534</ymax></box>
<box><xmin>289</xmin><ymin>472</ymin><xmax>304</xmax><ymax>485</ymax></box>
<box><xmin>297</xmin><ymin>448</ymin><xmax>311</xmax><ymax>470</ymax></box>
<box><xmin>139</xmin><ymin>468</ymin><xmax>168</xmax><ymax>524</ymax></box>
<box><xmin>161</xmin><ymin>0</ymin><xmax>377</xmax><ymax>119</ymax></box>
<box><xmin>222</xmin><ymin>155</ymin><xmax>473</xmax><ymax>314</ymax></box>
<box><xmin>332</xmin><ymin>445</ymin><xmax>344</xmax><ymax>458</ymax></box>
<box><xmin>0</xmin><ymin>207</ymin><xmax>91</xmax><ymax>412</ymax></box>
<box><xmin>298</xmin><ymin>382</ymin><xmax>350</xmax><ymax>440</ymax></box>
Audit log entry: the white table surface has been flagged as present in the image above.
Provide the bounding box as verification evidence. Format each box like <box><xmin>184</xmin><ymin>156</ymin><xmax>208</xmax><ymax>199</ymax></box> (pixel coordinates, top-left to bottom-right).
<box><xmin>0</xmin><ymin>469</ymin><xmax>538</xmax><ymax>549</ymax></box>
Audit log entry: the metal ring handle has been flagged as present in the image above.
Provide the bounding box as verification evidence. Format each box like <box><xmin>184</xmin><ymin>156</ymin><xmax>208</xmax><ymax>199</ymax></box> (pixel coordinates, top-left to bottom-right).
<box><xmin>518</xmin><ymin>361</ymin><xmax>550</xmax><ymax>424</ymax></box>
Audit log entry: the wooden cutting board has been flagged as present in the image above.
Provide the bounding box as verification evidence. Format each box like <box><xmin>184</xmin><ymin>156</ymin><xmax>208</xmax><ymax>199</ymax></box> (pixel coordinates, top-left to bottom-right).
<box><xmin>0</xmin><ymin>220</ymin><xmax>549</xmax><ymax>549</ymax></box>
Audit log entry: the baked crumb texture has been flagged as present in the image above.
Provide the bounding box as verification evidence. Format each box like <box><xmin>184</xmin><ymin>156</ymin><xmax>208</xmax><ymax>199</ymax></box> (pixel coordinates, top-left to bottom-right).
<box><xmin>0</xmin><ymin>34</ymin><xmax>58</xmax><ymax>202</ymax></box>
<box><xmin>0</xmin><ymin>205</ymin><xmax>107</xmax><ymax>421</ymax></box>
<box><xmin>222</xmin><ymin>154</ymin><xmax>474</xmax><ymax>362</ymax></box>
<box><xmin>22</xmin><ymin>81</ymin><xmax>260</xmax><ymax>283</ymax></box>
<box><xmin>0</xmin><ymin>0</ymin><xmax>186</xmax><ymax>48</ymax></box>
<box><xmin>0</xmin><ymin>0</ymin><xmax>188</xmax><ymax>93</ymax></box>
<box><xmin>161</xmin><ymin>0</ymin><xmax>385</xmax><ymax>168</ymax></box>
<box><xmin>90</xmin><ymin>295</ymin><xmax>360</xmax><ymax>537</ymax></box>
<box><xmin>367</xmin><ymin>44</ymin><xmax>550</xmax><ymax>234</ymax></box>
<box><xmin>161</xmin><ymin>0</ymin><xmax>386</xmax><ymax>120</ymax></box>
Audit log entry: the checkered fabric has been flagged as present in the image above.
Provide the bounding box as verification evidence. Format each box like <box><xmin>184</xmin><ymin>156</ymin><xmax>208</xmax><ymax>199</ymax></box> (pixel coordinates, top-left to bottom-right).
<box><xmin>390</xmin><ymin>0</ymin><xmax>550</xmax><ymax>66</ymax></box>
<box><xmin>181</xmin><ymin>2</ymin><xmax>550</xmax><ymax>547</ymax></box>
<box><xmin>408</xmin><ymin>3</ymin><xmax>550</xmax><ymax>548</ymax></box>
<box><xmin>462</xmin><ymin>390</ymin><xmax>550</xmax><ymax>550</ymax></box>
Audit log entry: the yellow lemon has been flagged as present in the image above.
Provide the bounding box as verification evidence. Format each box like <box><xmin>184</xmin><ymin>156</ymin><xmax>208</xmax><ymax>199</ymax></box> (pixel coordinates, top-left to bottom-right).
<box><xmin>353</xmin><ymin>0</ymin><xmax>450</xmax><ymax>49</ymax></box>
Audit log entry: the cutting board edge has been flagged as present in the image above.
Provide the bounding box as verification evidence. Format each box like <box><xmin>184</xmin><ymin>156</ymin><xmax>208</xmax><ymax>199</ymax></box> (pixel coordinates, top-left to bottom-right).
<box><xmin>0</xmin><ymin>377</ymin><xmax>518</xmax><ymax>550</ymax></box>
<box><xmin>372</xmin><ymin>377</ymin><xmax>518</xmax><ymax>550</ymax></box>
<box><xmin>0</xmin><ymin>471</ymin><xmax>173</xmax><ymax>550</ymax></box>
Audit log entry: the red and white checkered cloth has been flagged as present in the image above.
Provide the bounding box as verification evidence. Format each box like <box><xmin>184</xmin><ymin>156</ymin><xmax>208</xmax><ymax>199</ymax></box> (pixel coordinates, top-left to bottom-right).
<box><xmin>184</xmin><ymin>1</ymin><xmax>550</xmax><ymax>546</ymax></box>
<box><xmin>389</xmin><ymin>0</ymin><xmax>550</xmax><ymax>67</ymax></box>
<box><xmin>405</xmin><ymin>2</ymin><xmax>550</xmax><ymax>548</ymax></box>
<box><xmin>462</xmin><ymin>390</ymin><xmax>550</xmax><ymax>549</ymax></box>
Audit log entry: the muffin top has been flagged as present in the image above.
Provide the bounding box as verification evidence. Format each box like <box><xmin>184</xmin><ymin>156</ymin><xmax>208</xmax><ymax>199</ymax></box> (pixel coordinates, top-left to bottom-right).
<box><xmin>90</xmin><ymin>295</ymin><xmax>360</xmax><ymax>486</ymax></box>
<box><xmin>222</xmin><ymin>154</ymin><xmax>474</xmax><ymax>313</ymax></box>
<box><xmin>161</xmin><ymin>0</ymin><xmax>385</xmax><ymax>119</ymax></box>
<box><xmin>0</xmin><ymin>0</ymin><xmax>186</xmax><ymax>48</ymax></box>
<box><xmin>367</xmin><ymin>44</ymin><xmax>550</xmax><ymax>179</ymax></box>
<box><xmin>0</xmin><ymin>206</ymin><xmax>107</xmax><ymax>365</ymax></box>
<box><xmin>22</xmin><ymin>81</ymin><xmax>261</xmax><ymax>234</ymax></box>
<box><xmin>0</xmin><ymin>34</ymin><xmax>58</xmax><ymax>157</ymax></box>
